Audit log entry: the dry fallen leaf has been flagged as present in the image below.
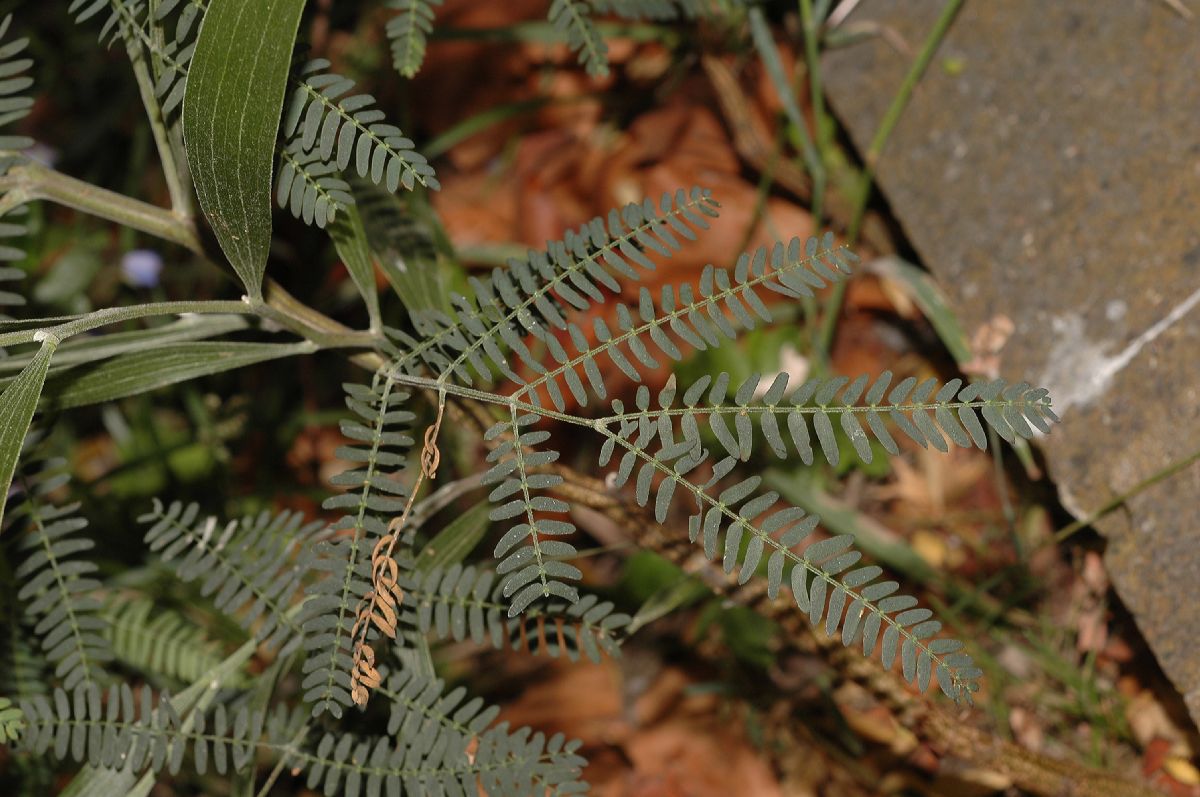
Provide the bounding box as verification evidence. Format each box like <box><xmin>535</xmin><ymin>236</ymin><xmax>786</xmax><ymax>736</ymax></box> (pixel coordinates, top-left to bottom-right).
<box><xmin>499</xmin><ymin>661</ymin><xmax>784</xmax><ymax>797</ymax></box>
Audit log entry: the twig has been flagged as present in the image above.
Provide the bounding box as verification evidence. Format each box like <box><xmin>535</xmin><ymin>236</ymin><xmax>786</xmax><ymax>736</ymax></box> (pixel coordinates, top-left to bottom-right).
<box><xmin>1052</xmin><ymin>446</ymin><xmax>1200</xmax><ymax>545</ymax></box>
<box><xmin>121</xmin><ymin>19</ymin><xmax>193</xmax><ymax>221</ymax></box>
<box><xmin>799</xmin><ymin>0</ymin><xmax>832</xmax><ymax>223</ymax></box>
<box><xmin>816</xmin><ymin>0</ymin><xmax>964</xmax><ymax>363</ymax></box>
<box><xmin>700</xmin><ymin>56</ymin><xmax>891</xmax><ymax>253</ymax></box>
<box><xmin>1159</xmin><ymin>0</ymin><xmax>1195</xmax><ymax>20</ymax></box>
<box><xmin>0</xmin><ymin>300</ymin><xmax>251</xmax><ymax>348</ymax></box>
<box><xmin>0</xmin><ymin>159</ymin><xmax>201</xmax><ymax>252</ymax></box>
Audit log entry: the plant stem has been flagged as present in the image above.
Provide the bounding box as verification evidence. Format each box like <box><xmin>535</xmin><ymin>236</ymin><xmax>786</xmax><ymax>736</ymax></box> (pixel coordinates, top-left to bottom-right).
<box><xmin>1052</xmin><ymin>446</ymin><xmax>1200</xmax><ymax>545</ymax></box>
<box><xmin>815</xmin><ymin>0</ymin><xmax>964</xmax><ymax>363</ymax></box>
<box><xmin>798</xmin><ymin>0</ymin><xmax>831</xmax><ymax>223</ymax></box>
<box><xmin>0</xmin><ymin>301</ymin><xmax>251</xmax><ymax>348</ymax></box>
<box><xmin>0</xmin><ymin>159</ymin><xmax>202</xmax><ymax>253</ymax></box>
<box><xmin>0</xmin><ymin>160</ymin><xmax>387</xmax><ymax>356</ymax></box>
<box><xmin>122</xmin><ymin>26</ymin><xmax>193</xmax><ymax>221</ymax></box>
<box><xmin>259</xmin><ymin>280</ymin><xmax>385</xmax><ymax>355</ymax></box>
<box><xmin>851</xmin><ymin>0</ymin><xmax>964</xmax><ymax>234</ymax></box>
<box><xmin>749</xmin><ymin>7</ymin><xmax>823</xmax><ymax>184</ymax></box>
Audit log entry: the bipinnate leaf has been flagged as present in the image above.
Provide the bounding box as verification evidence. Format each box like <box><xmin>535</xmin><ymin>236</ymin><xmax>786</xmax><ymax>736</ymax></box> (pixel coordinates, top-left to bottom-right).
<box><xmin>0</xmin><ymin>338</ymin><xmax>54</xmax><ymax>532</ymax></box>
<box><xmin>182</xmin><ymin>0</ymin><xmax>306</xmax><ymax>299</ymax></box>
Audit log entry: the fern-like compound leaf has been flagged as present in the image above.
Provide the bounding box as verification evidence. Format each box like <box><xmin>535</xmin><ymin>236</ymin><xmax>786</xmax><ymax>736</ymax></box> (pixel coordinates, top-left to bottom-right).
<box><xmin>300</xmin><ymin>373</ymin><xmax>415</xmax><ymax>718</ymax></box>
<box><xmin>0</xmin><ymin>696</ymin><xmax>22</xmax><ymax>743</ymax></box>
<box><xmin>484</xmin><ymin>411</ymin><xmax>581</xmax><ymax>616</ymax></box>
<box><xmin>102</xmin><ymin>597</ymin><xmax>244</xmax><ymax>687</ymax></box>
<box><xmin>380</xmin><ymin>185</ymin><xmax>1060</xmax><ymax>702</ymax></box>
<box><xmin>379</xmin><ymin>669</ymin><xmax>588</xmax><ymax>795</ymax></box>
<box><xmin>0</xmin><ymin>14</ymin><xmax>33</xmax><ymax>152</ymax></box>
<box><xmin>548</xmin><ymin>0</ymin><xmax>609</xmax><ymax>78</ymax></box>
<box><xmin>402</xmin><ymin>563</ymin><xmax>630</xmax><ymax>661</ymax></box>
<box><xmin>282</xmin><ymin>59</ymin><xmax>439</xmax><ymax>195</ymax></box>
<box><xmin>386</xmin><ymin>0</ymin><xmax>441</xmax><ymax>79</ymax></box>
<box><xmin>588</xmin><ymin>368</ymin><xmax>1057</xmax><ymax>699</ymax></box>
<box><xmin>9</xmin><ymin>460</ymin><xmax>112</xmax><ymax>692</ymax></box>
<box><xmin>275</xmin><ymin>143</ymin><xmax>355</xmax><ymax>228</ymax></box>
<box><xmin>140</xmin><ymin>500</ymin><xmax>322</xmax><ymax>655</ymax></box>
<box><xmin>0</xmin><ymin>14</ymin><xmax>35</xmax><ymax>278</ymax></box>
<box><xmin>390</xmin><ymin>187</ymin><xmax>720</xmax><ymax>385</ymax></box>
<box><xmin>605</xmin><ymin>371</ymin><xmax>1057</xmax><ymax>469</ymax></box>
<box><xmin>17</xmin><ymin>681</ymin><xmax>588</xmax><ymax>796</ymax></box>
<box><xmin>512</xmin><ymin>232</ymin><xmax>855</xmax><ymax>411</ymax></box>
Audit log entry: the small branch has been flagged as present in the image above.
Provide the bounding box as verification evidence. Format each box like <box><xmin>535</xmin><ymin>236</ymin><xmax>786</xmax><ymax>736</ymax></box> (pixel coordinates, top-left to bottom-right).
<box><xmin>122</xmin><ymin>25</ymin><xmax>193</xmax><ymax>220</ymax></box>
<box><xmin>0</xmin><ymin>300</ymin><xmax>251</xmax><ymax>348</ymax></box>
<box><xmin>0</xmin><ymin>158</ymin><xmax>201</xmax><ymax>253</ymax></box>
<box><xmin>816</xmin><ymin>0</ymin><xmax>964</xmax><ymax>363</ymax></box>
<box><xmin>0</xmin><ymin>158</ymin><xmax>387</xmax><ymax>358</ymax></box>
<box><xmin>261</xmin><ymin>279</ymin><xmax>386</xmax><ymax>362</ymax></box>
<box><xmin>799</xmin><ymin>0</ymin><xmax>831</xmax><ymax>224</ymax></box>
<box><xmin>1052</xmin><ymin>446</ymin><xmax>1200</xmax><ymax>545</ymax></box>
<box><xmin>847</xmin><ymin>0</ymin><xmax>964</xmax><ymax>240</ymax></box>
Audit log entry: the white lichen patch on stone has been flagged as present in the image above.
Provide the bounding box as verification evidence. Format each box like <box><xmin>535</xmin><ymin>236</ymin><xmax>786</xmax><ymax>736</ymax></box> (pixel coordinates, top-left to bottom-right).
<box><xmin>1040</xmin><ymin>285</ymin><xmax>1200</xmax><ymax>416</ymax></box>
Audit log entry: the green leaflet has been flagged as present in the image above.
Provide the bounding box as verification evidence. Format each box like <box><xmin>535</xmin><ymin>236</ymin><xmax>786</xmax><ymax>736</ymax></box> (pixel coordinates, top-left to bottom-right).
<box><xmin>0</xmin><ymin>338</ymin><xmax>54</xmax><ymax>532</ymax></box>
<box><xmin>328</xmin><ymin>205</ymin><xmax>382</xmax><ymax>332</ymax></box>
<box><xmin>39</xmin><ymin>341</ymin><xmax>314</xmax><ymax>409</ymax></box>
<box><xmin>182</xmin><ymin>0</ymin><xmax>306</xmax><ymax>300</ymax></box>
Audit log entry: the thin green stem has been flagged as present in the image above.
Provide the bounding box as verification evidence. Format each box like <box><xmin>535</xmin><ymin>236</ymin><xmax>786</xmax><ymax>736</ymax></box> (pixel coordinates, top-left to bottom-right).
<box><xmin>0</xmin><ymin>159</ymin><xmax>384</xmax><ymax>357</ymax></box>
<box><xmin>250</xmin><ymin>298</ymin><xmax>378</xmax><ymax>350</ymax></box>
<box><xmin>121</xmin><ymin>24</ymin><xmax>193</xmax><ymax>220</ymax></box>
<box><xmin>0</xmin><ymin>301</ymin><xmax>250</xmax><ymax>348</ymax></box>
<box><xmin>816</xmin><ymin>0</ymin><xmax>964</xmax><ymax>363</ymax></box>
<box><xmin>1052</xmin><ymin>446</ymin><xmax>1200</xmax><ymax>545</ymax></box>
<box><xmin>749</xmin><ymin>6</ymin><xmax>822</xmax><ymax>183</ymax></box>
<box><xmin>0</xmin><ymin>159</ymin><xmax>201</xmax><ymax>253</ymax></box>
<box><xmin>849</xmin><ymin>0</ymin><xmax>964</xmax><ymax>237</ymax></box>
<box><xmin>799</xmin><ymin>0</ymin><xmax>830</xmax><ymax>224</ymax></box>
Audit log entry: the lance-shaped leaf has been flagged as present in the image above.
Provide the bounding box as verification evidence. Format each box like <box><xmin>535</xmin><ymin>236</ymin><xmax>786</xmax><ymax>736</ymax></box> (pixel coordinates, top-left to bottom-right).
<box><xmin>0</xmin><ymin>338</ymin><xmax>54</xmax><ymax>532</ymax></box>
<box><xmin>182</xmin><ymin>0</ymin><xmax>306</xmax><ymax>299</ymax></box>
<box><xmin>39</xmin><ymin>341</ymin><xmax>314</xmax><ymax>409</ymax></box>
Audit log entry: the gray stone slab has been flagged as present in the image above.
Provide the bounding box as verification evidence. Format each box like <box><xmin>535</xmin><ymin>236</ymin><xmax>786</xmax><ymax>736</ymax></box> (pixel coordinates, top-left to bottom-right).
<box><xmin>822</xmin><ymin>1</ymin><xmax>1200</xmax><ymax>724</ymax></box>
